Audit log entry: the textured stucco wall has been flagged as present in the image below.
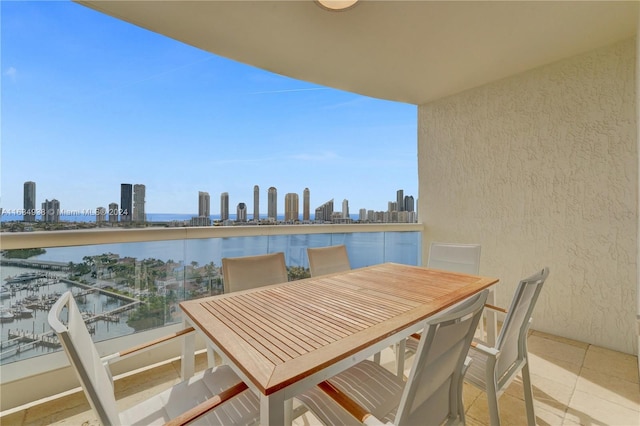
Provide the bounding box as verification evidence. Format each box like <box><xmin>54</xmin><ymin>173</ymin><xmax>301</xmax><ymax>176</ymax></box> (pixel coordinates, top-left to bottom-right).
<box><xmin>418</xmin><ymin>39</ymin><xmax>637</xmax><ymax>354</ymax></box>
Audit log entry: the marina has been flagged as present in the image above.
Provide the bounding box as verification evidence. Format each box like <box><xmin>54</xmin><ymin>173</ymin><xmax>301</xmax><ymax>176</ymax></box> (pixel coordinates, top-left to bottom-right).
<box><xmin>0</xmin><ymin>264</ymin><xmax>141</xmax><ymax>363</ymax></box>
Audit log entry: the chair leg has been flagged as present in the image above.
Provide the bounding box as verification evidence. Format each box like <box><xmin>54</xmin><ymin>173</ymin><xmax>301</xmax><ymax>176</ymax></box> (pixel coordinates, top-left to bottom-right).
<box><xmin>521</xmin><ymin>361</ymin><xmax>536</xmax><ymax>426</ymax></box>
<box><xmin>485</xmin><ymin>371</ymin><xmax>501</xmax><ymax>426</ymax></box>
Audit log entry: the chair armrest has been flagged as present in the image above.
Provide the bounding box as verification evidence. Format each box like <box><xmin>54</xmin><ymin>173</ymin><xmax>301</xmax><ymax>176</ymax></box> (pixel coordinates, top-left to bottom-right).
<box><xmin>318</xmin><ymin>380</ymin><xmax>380</xmax><ymax>424</ymax></box>
<box><xmin>102</xmin><ymin>327</ymin><xmax>195</xmax><ymax>363</ymax></box>
<box><xmin>163</xmin><ymin>381</ymin><xmax>249</xmax><ymax>426</ymax></box>
<box><xmin>484</xmin><ymin>304</ymin><xmax>507</xmax><ymax>314</ymax></box>
<box><xmin>470</xmin><ymin>340</ymin><xmax>499</xmax><ymax>357</ymax></box>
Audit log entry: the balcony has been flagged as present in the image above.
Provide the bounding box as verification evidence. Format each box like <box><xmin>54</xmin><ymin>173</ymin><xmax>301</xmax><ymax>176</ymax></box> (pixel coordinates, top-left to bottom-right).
<box><xmin>0</xmin><ymin>224</ymin><xmax>638</xmax><ymax>425</ymax></box>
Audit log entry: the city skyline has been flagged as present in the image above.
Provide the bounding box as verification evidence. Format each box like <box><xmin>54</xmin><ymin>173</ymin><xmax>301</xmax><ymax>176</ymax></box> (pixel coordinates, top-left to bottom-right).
<box><xmin>11</xmin><ymin>180</ymin><xmax>416</xmax><ymax>223</ymax></box>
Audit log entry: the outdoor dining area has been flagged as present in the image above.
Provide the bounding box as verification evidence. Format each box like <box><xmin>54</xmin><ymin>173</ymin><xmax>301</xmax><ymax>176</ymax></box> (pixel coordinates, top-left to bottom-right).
<box><xmin>38</xmin><ymin>243</ymin><xmax>558</xmax><ymax>426</ymax></box>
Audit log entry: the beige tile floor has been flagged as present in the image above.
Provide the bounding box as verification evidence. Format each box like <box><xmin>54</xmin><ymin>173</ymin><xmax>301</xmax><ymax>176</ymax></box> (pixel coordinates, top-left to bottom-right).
<box><xmin>1</xmin><ymin>330</ymin><xmax>638</xmax><ymax>426</ymax></box>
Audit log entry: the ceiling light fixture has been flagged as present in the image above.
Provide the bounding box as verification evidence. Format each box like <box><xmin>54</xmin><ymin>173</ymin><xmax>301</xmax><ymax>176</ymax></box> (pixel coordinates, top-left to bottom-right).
<box><xmin>315</xmin><ymin>0</ymin><xmax>358</xmax><ymax>12</ymax></box>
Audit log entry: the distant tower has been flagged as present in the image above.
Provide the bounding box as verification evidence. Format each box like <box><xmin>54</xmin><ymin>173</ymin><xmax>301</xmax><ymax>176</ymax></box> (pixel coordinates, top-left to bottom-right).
<box><xmin>253</xmin><ymin>185</ymin><xmax>260</xmax><ymax>221</ymax></box>
<box><xmin>388</xmin><ymin>201</ymin><xmax>397</xmax><ymax>212</ymax></box>
<box><xmin>404</xmin><ymin>195</ymin><xmax>415</xmax><ymax>212</ymax></box>
<box><xmin>23</xmin><ymin>181</ymin><xmax>36</xmax><ymax>222</ymax></box>
<box><xmin>96</xmin><ymin>207</ymin><xmax>107</xmax><ymax>223</ymax></box>
<box><xmin>396</xmin><ymin>189</ymin><xmax>404</xmax><ymax>211</ymax></box>
<box><xmin>42</xmin><ymin>199</ymin><xmax>60</xmax><ymax>223</ymax></box>
<box><xmin>237</xmin><ymin>202</ymin><xmax>247</xmax><ymax>222</ymax></box>
<box><xmin>198</xmin><ymin>191</ymin><xmax>210</xmax><ymax>217</ymax></box>
<box><xmin>133</xmin><ymin>184</ymin><xmax>146</xmax><ymax>222</ymax></box>
<box><xmin>314</xmin><ymin>199</ymin><xmax>334</xmax><ymax>222</ymax></box>
<box><xmin>108</xmin><ymin>203</ymin><xmax>119</xmax><ymax>223</ymax></box>
<box><xmin>120</xmin><ymin>183</ymin><xmax>133</xmax><ymax>222</ymax></box>
<box><xmin>342</xmin><ymin>199</ymin><xmax>349</xmax><ymax>219</ymax></box>
<box><xmin>303</xmin><ymin>188</ymin><xmax>310</xmax><ymax>221</ymax></box>
<box><xmin>267</xmin><ymin>187</ymin><xmax>277</xmax><ymax>220</ymax></box>
<box><xmin>220</xmin><ymin>192</ymin><xmax>229</xmax><ymax>221</ymax></box>
<box><xmin>284</xmin><ymin>193</ymin><xmax>299</xmax><ymax>222</ymax></box>
<box><xmin>359</xmin><ymin>208</ymin><xmax>367</xmax><ymax>221</ymax></box>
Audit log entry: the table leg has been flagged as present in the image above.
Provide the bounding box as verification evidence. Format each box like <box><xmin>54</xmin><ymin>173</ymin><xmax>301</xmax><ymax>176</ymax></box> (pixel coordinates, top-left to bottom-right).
<box><xmin>206</xmin><ymin>345</ymin><xmax>216</xmax><ymax>368</ymax></box>
<box><xmin>486</xmin><ymin>287</ymin><xmax>498</xmax><ymax>346</ymax></box>
<box><xmin>260</xmin><ymin>391</ymin><xmax>285</xmax><ymax>426</ymax></box>
<box><xmin>396</xmin><ymin>338</ymin><xmax>406</xmax><ymax>378</ymax></box>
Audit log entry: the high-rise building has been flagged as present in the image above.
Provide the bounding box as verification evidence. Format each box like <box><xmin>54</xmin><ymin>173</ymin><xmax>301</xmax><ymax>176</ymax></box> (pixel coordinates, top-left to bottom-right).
<box><xmin>237</xmin><ymin>202</ymin><xmax>247</xmax><ymax>222</ymax></box>
<box><xmin>396</xmin><ymin>189</ymin><xmax>404</xmax><ymax>211</ymax></box>
<box><xmin>267</xmin><ymin>187</ymin><xmax>277</xmax><ymax>220</ymax></box>
<box><xmin>388</xmin><ymin>201</ymin><xmax>397</xmax><ymax>212</ymax></box>
<box><xmin>41</xmin><ymin>199</ymin><xmax>60</xmax><ymax>223</ymax></box>
<box><xmin>133</xmin><ymin>184</ymin><xmax>146</xmax><ymax>222</ymax></box>
<box><xmin>120</xmin><ymin>184</ymin><xmax>133</xmax><ymax>222</ymax></box>
<box><xmin>303</xmin><ymin>188</ymin><xmax>310</xmax><ymax>221</ymax></box>
<box><xmin>96</xmin><ymin>206</ymin><xmax>106</xmax><ymax>223</ymax></box>
<box><xmin>253</xmin><ymin>185</ymin><xmax>259</xmax><ymax>221</ymax></box>
<box><xmin>198</xmin><ymin>191</ymin><xmax>210</xmax><ymax>217</ymax></box>
<box><xmin>220</xmin><ymin>192</ymin><xmax>229</xmax><ymax>221</ymax></box>
<box><xmin>23</xmin><ymin>181</ymin><xmax>36</xmax><ymax>222</ymax></box>
<box><xmin>404</xmin><ymin>195</ymin><xmax>415</xmax><ymax>212</ymax></box>
<box><xmin>342</xmin><ymin>199</ymin><xmax>349</xmax><ymax>219</ymax></box>
<box><xmin>359</xmin><ymin>208</ymin><xmax>367</xmax><ymax>221</ymax></box>
<box><xmin>284</xmin><ymin>193</ymin><xmax>299</xmax><ymax>222</ymax></box>
<box><xmin>314</xmin><ymin>199</ymin><xmax>334</xmax><ymax>222</ymax></box>
<box><xmin>108</xmin><ymin>202</ymin><xmax>119</xmax><ymax>223</ymax></box>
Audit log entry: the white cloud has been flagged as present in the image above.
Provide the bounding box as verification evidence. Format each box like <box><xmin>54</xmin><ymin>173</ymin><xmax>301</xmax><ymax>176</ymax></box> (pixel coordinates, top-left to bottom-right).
<box><xmin>289</xmin><ymin>151</ymin><xmax>339</xmax><ymax>161</ymax></box>
<box><xmin>4</xmin><ymin>67</ymin><xmax>17</xmax><ymax>82</ymax></box>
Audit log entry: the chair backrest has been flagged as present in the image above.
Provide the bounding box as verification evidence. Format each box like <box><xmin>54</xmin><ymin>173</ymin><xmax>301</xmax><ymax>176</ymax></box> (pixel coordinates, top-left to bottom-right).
<box><xmin>395</xmin><ymin>289</ymin><xmax>489</xmax><ymax>426</ymax></box>
<box><xmin>495</xmin><ymin>267</ymin><xmax>550</xmax><ymax>381</ymax></box>
<box><xmin>221</xmin><ymin>252</ymin><xmax>288</xmax><ymax>293</ymax></box>
<box><xmin>427</xmin><ymin>242</ymin><xmax>481</xmax><ymax>275</ymax></box>
<box><xmin>307</xmin><ymin>245</ymin><xmax>351</xmax><ymax>277</ymax></box>
<box><xmin>48</xmin><ymin>291</ymin><xmax>119</xmax><ymax>425</ymax></box>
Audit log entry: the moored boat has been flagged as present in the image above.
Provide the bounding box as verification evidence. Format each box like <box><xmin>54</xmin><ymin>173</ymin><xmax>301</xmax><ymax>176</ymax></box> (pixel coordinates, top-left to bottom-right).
<box><xmin>13</xmin><ymin>305</ymin><xmax>33</xmax><ymax>318</ymax></box>
<box><xmin>0</xmin><ymin>287</ymin><xmax>10</xmax><ymax>299</ymax></box>
<box><xmin>4</xmin><ymin>272</ymin><xmax>46</xmax><ymax>284</ymax></box>
<box><xmin>0</xmin><ymin>308</ymin><xmax>15</xmax><ymax>322</ymax></box>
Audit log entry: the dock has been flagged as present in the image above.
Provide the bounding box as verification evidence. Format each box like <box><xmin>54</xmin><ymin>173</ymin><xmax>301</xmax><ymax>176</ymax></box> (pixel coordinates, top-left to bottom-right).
<box><xmin>6</xmin><ymin>330</ymin><xmax>61</xmax><ymax>349</ymax></box>
<box><xmin>81</xmin><ymin>301</ymin><xmax>141</xmax><ymax>324</ymax></box>
<box><xmin>0</xmin><ymin>258</ymin><xmax>70</xmax><ymax>272</ymax></box>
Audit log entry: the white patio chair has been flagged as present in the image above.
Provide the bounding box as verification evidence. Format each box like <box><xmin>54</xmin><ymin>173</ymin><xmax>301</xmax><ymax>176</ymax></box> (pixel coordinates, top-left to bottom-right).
<box><xmin>221</xmin><ymin>251</ymin><xmax>288</xmax><ymax>293</ymax></box>
<box><xmin>398</xmin><ymin>242</ymin><xmax>484</xmax><ymax>375</ymax></box>
<box><xmin>464</xmin><ymin>267</ymin><xmax>550</xmax><ymax>426</ymax></box>
<box><xmin>307</xmin><ymin>244</ymin><xmax>351</xmax><ymax>277</ymax></box>
<box><xmin>48</xmin><ymin>291</ymin><xmax>260</xmax><ymax>426</ymax></box>
<box><xmin>427</xmin><ymin>242</ymin><xmax>481</xmax><ymax>275</ymax></box>
<box><xmin>295</xmin><ymin>289</ymin><xmax>489</xmax><ymax>426</ymax></box>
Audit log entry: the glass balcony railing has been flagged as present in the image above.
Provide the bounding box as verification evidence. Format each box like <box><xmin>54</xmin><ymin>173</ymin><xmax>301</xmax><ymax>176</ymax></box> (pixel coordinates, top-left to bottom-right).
<box><xmin>0</xmin><ymin>224</ymin><xmax>422</xmax><ymax>368</ymax></box>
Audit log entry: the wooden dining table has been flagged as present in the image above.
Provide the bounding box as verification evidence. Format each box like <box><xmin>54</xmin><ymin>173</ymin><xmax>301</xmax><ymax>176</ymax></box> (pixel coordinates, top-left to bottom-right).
<box><xmin>179</xmin><ymin>262</ymin><xmax>499</xmax><ymax>425</ymax></box>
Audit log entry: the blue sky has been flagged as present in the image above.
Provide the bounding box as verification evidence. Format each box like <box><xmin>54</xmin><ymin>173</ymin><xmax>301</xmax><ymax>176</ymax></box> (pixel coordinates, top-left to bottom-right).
<box><xmin>1</xmin><ymin>1</ymin><xmax>417</xmax><ymax>216</ymax></box>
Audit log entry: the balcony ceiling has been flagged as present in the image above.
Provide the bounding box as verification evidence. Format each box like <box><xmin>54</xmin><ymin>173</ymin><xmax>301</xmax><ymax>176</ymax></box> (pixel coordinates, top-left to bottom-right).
<box><xmin>76</xmin><ymin>1</ymin><xmax>638</xmax><ymax>105</ymax></box>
